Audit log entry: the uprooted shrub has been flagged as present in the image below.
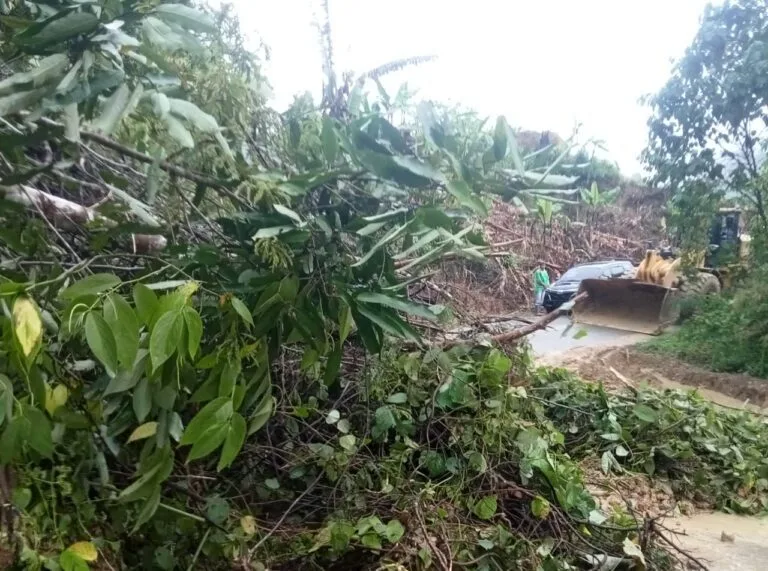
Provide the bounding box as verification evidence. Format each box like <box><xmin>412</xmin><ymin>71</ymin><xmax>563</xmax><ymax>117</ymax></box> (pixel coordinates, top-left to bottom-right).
<box><xmin>8</xmin><ymin>343</ymin><xmax>681</xmax><ymax>570</ymax></box>
<box><xmin>534</xmin><ymin>368</ymin><xmax>768</xmax><ymax>514</ymax></box>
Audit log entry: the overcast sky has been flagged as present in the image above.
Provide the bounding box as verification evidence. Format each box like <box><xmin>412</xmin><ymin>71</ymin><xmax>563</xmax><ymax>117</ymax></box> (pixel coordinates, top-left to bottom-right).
<box><xmin>229</xmin><ymin>0</ymin><xmax>714</xmax><ymax>175</ymax></box>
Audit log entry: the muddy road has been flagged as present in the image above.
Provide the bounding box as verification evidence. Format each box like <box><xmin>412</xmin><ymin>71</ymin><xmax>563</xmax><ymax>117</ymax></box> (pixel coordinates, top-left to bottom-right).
<box><xmin>527</xmin><ymin>318</ymin><xmax>768</xmax><ymax>570</ymax></box>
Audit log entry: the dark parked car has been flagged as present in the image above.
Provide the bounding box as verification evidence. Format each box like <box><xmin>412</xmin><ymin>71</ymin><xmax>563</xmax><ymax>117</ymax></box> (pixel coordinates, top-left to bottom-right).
<box><xmin>542</xmin><ymin>260</ymin><xmax>634</xmax><ymax>313</ymax></box>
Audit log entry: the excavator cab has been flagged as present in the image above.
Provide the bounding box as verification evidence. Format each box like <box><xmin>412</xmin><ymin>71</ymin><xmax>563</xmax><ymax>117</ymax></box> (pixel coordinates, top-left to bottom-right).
<box><xmin>706</xmin><ymin>208</ymin><xmax>744</xmax><ymax>269</ymax></box>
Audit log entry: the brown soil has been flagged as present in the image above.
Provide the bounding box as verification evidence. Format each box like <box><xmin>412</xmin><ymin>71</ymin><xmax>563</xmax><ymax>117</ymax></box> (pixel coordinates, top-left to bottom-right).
<box><xmin>545</xmin><ymin>345</ymin><xmax>768</xmax><ymax>413</ymax></box>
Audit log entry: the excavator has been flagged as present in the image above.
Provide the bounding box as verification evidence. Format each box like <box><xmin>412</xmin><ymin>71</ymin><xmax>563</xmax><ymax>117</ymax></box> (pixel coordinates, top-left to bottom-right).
<box><xmin>571</xmin><ymin>208</ymin><xmax>750</xmax><ymax>334</ymax></box>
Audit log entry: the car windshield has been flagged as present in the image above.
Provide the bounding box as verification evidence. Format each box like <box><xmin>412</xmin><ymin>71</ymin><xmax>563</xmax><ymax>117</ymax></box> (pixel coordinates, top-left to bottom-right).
<box><xmin>559</xmin><ymin>265</ymin><xmax>609</xmax><ymax>282</ymax></box>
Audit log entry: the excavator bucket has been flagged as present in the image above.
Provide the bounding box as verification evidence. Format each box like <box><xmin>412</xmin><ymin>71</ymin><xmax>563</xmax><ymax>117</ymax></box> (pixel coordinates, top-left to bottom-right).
<box><xmin>571</xmin><ymin>279</ymin><xmax>679</xmax><ymax>335</ymax></box>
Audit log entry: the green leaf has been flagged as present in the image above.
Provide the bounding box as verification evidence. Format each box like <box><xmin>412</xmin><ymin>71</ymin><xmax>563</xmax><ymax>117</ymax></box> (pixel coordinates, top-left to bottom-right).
<box><xmin>339</xmin><ymin>434</ymin><xmax>356</xmax><ymax>451</ymax></box>
<box><xmin>167</xmin><ymin>98</ymin><xmax>219</xmax><ymax>132</ymax></box>
<box><xmin>531</xmin><ymin>496</ymin><xmax>551</xmax><ymax>519</ymax></box>
<box><xmin>274</xmin><ymin>203</ymin><xmax>303</xmax><ymax>224</ymax></box>
<box><xmin>248</xmin><ymin>393</ymin><xmax>273</xmax><ymax>436</ymax></box>
<box><xmin>164</xmin><ymin>114</ymin><xmax>194</xmax><ymax>148</ymax></box>
<box><xmin>504</xmin><ymin>120</ymin><xmax>526</xmax><ymax>177</ymax></box>
<box><xmin>91</xmin><ymin>84</ymin><xmax>129</xmax><ymax>135</ymax></box>
<box><xmin>151</xmin><ymin>92</ymin><xmax>170</xmax><ymax>119</ymax></box>
<box><xmin>352</xmin><ymin>222</ymin><xmax>410</xmax><ymax>268</ymax></box>
<box><xmin>492</xmin><ymin>116</ymin><xmax>507</xmax><ymax>161</ymax></box>
<box><xmin>219</xmin><ymin>358</ymin><xmax>241</xmax><ymax>398</ymax></box>
<box><xmin>22</xmin><ymin>407</ymin><xmax>52</xmax><ymax>457</ymax></box>
<box><xmin>59</xmin><ymin>550</ymin><xmax>89</xmax><ymax>571</ymax></box>
<box><xmin>322</xmin><ymin>116</ymin><xmax>339</xmax><ymax>163</ymax></box>
<box><xmin>127</xmin><ymin>422</ymin><xmax>158</xmax><ymax>443</ymax></box>
<box><xmin>0</xmin><ymin>54</ymin><xmax>68</xmax><ymax>96</ymax></box>
<box><xmin>118</xmin><ymin>448</ymin><xmax>173</xmax><ymax>502</ymax></box>
<box><xmin>384</xmin><ymin>520</ymin><xmax>405</xmax><ymax>543</ymax></box>
<box><xmin>632</xmin><ymin>404</ymin><xmax>658</xmax><ymax>423</ymax></box>
<box><xmin>373</xmin><ymin>406</ymin><xmax>396</xmax><ymax>435</ymax></box>
<box><xmin>0</xmin><ymin>88</ymin><xmax>48</xmax><ymax>117</ymax></box>
<box><xmin>355</xmin><ymin>292</ymin><xmax>436</xmax><ymax>321</ymax></box>
<box><xmin>154</xmin><ymin>3</ymin><xmax>216</xmax><ymax>33</ymax></box>
<box><xmin>103</xmin><ymin>351</ymin><xmax>146</xmax><ymax>396</ymax></box>
<box><xmin>0</xmin><ymin>375</ymin><xmax>13</xmax><ymax>426</ymax></box>
<box><xmin>182</xmin><ymin>306</ymin><xmax>203</xmax><ymax>359</ymax></box>
<box><xmin>16</xmin><ymin>12</ymin><xmax>99</xmax><ymax>49</ymax></box>
<box><xmin>60</xmin><ymin>274</ymin><xmax>121</xmax><ymax>301</ymax></box>
<box><xmin>145</xmin><ymin>146</ymin><xmax>164</xmax><ymax>206</ymax></box>
<box><xmin>187</xmin><ymin>423</ymin><xmax>228</xmax><ymax>462</ymax></box>
<box><xmin>103</xmin><ymin>293</ymin><xmax>140</xmax><ymax>369</ymax></box>
<box><xmin>339</xmin><ymin>303</ymin><xmax>353</xmax><ymax>343</ymax></box>
<box><xmin>180</xmin><ymin>397</ymin><xmax>232</xmax><ymax>446</ymax></box>
<box><xmin>230</xmin><ymin>297</ymin><xmax>253</xmax><ymax>327</ymax></box>
<box><xmin>467</xmin><ymin>451</ymin><xmax>488</xmax><ymax>474</ymax></box>
<box><xmin>324</xmin><ymin>342</ymin><xmax>343</xmax><ymax>386</ymax></box>
<box><xmin>361</xmin><ymin>533</ymin><xmax>382</xmax><ymax>550</ymax></box>
<box><xmin>85</xmin><ymin>313</ymin><xmax>118</xmax><ymax>376</ymax></box>
<box><xmin>217</xmin><ymin>413</ymin><xmax>246</xmax><ymax>471</ymax></box>
<box><xmin>473</xmin><ymin>495</ymin><xmax>497</xmax><ymax>520</ymax></box>
<box><xmin>133</xmin><ymin>486</ymin><xmax>161</xmax><ymax>531</ymax></box>
<box><xmin>206</xmin><ymin>497</ymin><xmax>230</xmax><ymax>524</ymax></box>
<box><xmin>133</xmin><ymin>284</ymin><xmax>159</xmax><ymax>326</ymax></box>
<box><xmin>446</xmin><ymin>180</ymin><xmax>487</xmax><ymax>215</ymax></box>
<box><xmin>133</xmin><ymin>377</ymin><xmax>152</xmax><ymax>422</ymax></box>
<box><xmin>150</xmin><ymin>311</ymin><xmax>183</xmax><ymax>371</ymax></box>
<box><xmin>387</xmin><ymin>392</ymin><xmax>408</xmax><ymax>404</ymax></box>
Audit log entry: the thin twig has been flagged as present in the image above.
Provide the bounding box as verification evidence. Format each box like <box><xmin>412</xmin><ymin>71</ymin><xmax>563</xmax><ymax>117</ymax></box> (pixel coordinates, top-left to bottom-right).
<box><xmin>652</xmin><ymin>522</ymin><xmax>710</xmax><ymax>570</ymax></box>
<box><xmin>247</xmin><ymin>473</ymin><xmax>323</xmax><ymax>560</ymax></box>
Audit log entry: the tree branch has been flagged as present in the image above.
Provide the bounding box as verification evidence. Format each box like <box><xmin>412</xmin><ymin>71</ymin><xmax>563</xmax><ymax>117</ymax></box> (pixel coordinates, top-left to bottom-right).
<box><xmin>35</xmin><ymin>117</ymin><xmax>250</xmax><ymax>208</ymax></box>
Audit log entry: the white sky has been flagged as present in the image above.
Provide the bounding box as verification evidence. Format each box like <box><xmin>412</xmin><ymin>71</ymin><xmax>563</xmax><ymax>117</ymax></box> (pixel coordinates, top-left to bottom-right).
<box><xmin>230</xmin><ymin>0</ymin><xmax>714</xmax><ymax>175</ymax></box>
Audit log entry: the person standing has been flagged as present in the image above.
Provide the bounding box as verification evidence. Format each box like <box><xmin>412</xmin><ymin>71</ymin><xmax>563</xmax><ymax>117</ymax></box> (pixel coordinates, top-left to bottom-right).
<box><xmin>532</xmin><ymin>263</ymin><xmax>550</xmax><ymax>314</ymax></box>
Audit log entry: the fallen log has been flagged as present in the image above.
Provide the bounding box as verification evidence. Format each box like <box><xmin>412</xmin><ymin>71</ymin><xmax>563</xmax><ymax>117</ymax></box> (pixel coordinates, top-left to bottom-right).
<box><xmin>2</xmin><ymin>184</ymin><xmax>167</xmax><ymax>253</ymax></box>
<box><xmin>444</xmin><ymin>292</ymin><xmax>586</xmax><ymax>348</ymax></box>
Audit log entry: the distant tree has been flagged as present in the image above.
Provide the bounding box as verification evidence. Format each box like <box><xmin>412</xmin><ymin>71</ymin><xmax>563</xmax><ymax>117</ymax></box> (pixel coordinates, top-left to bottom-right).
<box><xmin>643</xmin><ymin>0</ymin><xmax>768</xmax><ymax>224</ymax></box>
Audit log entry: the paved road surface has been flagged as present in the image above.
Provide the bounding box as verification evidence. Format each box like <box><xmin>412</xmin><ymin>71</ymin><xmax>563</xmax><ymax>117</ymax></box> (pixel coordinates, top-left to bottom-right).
<box><xmin>526</xmin><ymin>315</ymin><xmax>647</xmax><ymax>358</ymax></box>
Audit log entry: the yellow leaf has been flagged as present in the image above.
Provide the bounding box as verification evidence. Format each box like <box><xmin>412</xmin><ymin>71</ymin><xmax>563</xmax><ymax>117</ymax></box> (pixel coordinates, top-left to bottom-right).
<box><xmin>177</xmin><ymin>281</ymin><xmax>199</xmax><ymax>301</ymax></box>
<box><xmin>240</xmin><ymin>515</ymin><xmax>257</xmax><ymax>536</ymax></box>
<box><xmin>127</xmin><ymin>422</ymin><xmax>158</xmax><ymax>443</ymax></box>
<box><xmin>45</xmin><ymin>384</ymin><xmax>69</xmax><ymax>416</ymax></box>
<box><xmin>12</xmin><ymin>297</ymin><xmax>42</xmax><ymax>357</ymax></box>
<box><xmin>68</xmin><ymin>541</ymin><xmax>98</xmax><ymax>562</ymax></box>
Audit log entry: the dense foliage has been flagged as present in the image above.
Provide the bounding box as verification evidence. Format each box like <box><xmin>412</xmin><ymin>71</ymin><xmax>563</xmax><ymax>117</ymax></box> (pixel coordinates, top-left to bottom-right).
<box><xmin>0</xmin><ymin>1</ymin><xmax>647</xmax><ymax>569</ymax></box>
<box><xmin>536</xmin><ymin>369</ymin><xmax>768</xmax><ymax>514</ymax></box>
<box><xmin>3</xmin><ymin>0</ymin><xmax>764</xmax><ymax>569</ymax></box>
<box><xmin>643</xmin><ymin>0</ymin><xmax>768</xmax><ymax>224</ymax></box>
<box><xmin>644</xmin><ymin>265</ymin><xmax>768</xmax><ymax>378</ymax></box>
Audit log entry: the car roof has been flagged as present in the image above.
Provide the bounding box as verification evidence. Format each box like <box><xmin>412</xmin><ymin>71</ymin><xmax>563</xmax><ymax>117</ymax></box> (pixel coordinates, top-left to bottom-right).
<box><xmin>570</xmin><ymin>260</ymin><xmax>632</xmax><ymax>268</ymax></box>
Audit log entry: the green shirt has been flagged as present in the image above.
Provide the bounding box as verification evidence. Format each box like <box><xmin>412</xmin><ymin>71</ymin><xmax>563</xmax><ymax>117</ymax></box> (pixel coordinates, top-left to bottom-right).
<box><xmin>533</xmin><ymin>268</ymin><xmax>550</xmax><ymax>293</ymax></box>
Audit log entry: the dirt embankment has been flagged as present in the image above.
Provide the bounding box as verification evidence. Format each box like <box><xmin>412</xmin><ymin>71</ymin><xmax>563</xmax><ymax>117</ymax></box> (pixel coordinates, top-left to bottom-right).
<box><xmin>545</xmin><ymin>345</ymin><xmax>768</xmax><ymax>413</ymax></box>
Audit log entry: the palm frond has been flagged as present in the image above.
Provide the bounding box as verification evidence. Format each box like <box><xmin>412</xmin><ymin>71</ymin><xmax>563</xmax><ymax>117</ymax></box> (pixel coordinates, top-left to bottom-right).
<box><xmin>361</xmin><ymin>55</ymin><xmax>437</xmax><ymax>81</ymax></box>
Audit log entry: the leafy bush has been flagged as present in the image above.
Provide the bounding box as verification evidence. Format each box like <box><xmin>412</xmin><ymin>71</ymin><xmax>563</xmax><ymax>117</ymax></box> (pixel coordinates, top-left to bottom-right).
<box><xmin>644</xmin><ymin>269</ymin><xmax>768</xmax><ymax>378</ymax></box>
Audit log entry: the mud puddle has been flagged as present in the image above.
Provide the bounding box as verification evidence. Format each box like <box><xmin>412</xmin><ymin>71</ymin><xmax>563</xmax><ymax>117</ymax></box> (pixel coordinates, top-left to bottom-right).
<box><xmin>664</xmin><ymin>513</ymin><xmax>768</xmax><ymax>570</ymax></box>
